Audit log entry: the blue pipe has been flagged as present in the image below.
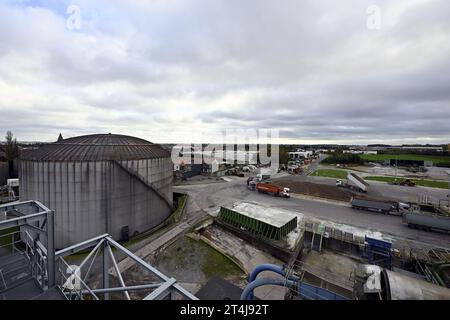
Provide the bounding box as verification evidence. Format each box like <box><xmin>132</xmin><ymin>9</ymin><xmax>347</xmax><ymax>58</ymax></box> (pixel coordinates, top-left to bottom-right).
<box><xmin>240</xmin><ymin>278</ymin><xmax>297</xmax><ymax>300</ymax></box>
<box><xmin>249</xmin><ymin>264</ymin><xmax>299</xmax><ymax>282</ymax></box>
<box><xmin>247</xmin><ymin>264</ymin><xmax>299</xmax><ymax>300</ymax></box>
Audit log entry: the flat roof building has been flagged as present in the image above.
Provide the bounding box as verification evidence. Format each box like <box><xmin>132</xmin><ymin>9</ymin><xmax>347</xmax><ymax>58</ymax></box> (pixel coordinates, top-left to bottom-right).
<box><xmin>218</xmin><ymin>202</ymin><xmax>298</xmax><ymax>240</ymax></box>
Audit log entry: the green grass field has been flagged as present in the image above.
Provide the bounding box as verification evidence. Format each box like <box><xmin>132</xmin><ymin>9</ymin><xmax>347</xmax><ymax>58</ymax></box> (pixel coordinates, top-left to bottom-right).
<box><xmin>311</xmin><ymin>169</ymin><xmax>348</xmax><ymax>179</ymax></box>
<box><xmin>360</xmin><ymin>154</ymin><xmax>450</xmax><ymax>164</ymax></box>
<box><xmin>200</xmin><ymin>239</ymin><xmax>243</xmax><ymax>278</ymax></box>
<box><xmin>365</xmin><ymin>176</ymin><xmax>449</xmax><ymax>189</ymax></box>
<box><xmin>161</xmin><ymin>236</ymin><xmax>243</xmax><ymax>279</ymax></box>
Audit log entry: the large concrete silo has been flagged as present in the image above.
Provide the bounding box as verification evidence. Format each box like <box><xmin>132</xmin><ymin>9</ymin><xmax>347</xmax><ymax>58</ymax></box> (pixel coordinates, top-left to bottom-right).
<box><xmin>19</xmin><ymin>133</ymin><xmax>173</xmax><ymax>248</ymax></box>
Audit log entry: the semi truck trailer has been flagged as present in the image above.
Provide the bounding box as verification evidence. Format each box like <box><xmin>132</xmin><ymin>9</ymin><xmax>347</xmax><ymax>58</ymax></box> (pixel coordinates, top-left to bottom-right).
<box><xmin>337</xmin><ymin>173</ymin><xmax>369</xmax><ymax>193</ymax></box>
<box><xmin>404</xmin><ymin>212</ymin><xmax>450</xmax><ymax>233</ymax></box>
<box><xmin>350</xmin><ymin>197</ymin><xmax>409</xmax><ymax>215</ymax></box>
<box><xmin>403</xmin><ymin>204</ymin><xmax>450</xmax><ymax>233</ymax></box>
<box><xmin>252</xmin><ymin>183</ymin><xmax>290</xmax><ymax>198</ymax></box>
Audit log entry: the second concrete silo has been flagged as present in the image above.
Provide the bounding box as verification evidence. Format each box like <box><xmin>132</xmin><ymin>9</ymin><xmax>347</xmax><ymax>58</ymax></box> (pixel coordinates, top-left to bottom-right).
<box><xmin>19</xmin><ymin>133</ymin><xmax>173</xmax><ymax>248</ymax></box>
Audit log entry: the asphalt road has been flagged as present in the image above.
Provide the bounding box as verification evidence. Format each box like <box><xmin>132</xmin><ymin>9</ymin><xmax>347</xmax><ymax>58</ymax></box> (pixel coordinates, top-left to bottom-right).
<box><xmin>300</xmin><ymin>175</ymin><xmax>449</xmax><ymax>204</ymax></box>
<box><xmin>175</xmin><ymin>177</ymin><xmax>450</xmax><ymax>251</ymax></box>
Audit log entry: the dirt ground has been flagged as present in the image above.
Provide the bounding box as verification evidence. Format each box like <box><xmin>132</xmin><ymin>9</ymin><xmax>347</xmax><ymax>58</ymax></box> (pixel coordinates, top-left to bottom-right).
<box><xmin>273</xmin><ymin>179</ymin><xmax>353</xmax><ymax>202</ymax></box>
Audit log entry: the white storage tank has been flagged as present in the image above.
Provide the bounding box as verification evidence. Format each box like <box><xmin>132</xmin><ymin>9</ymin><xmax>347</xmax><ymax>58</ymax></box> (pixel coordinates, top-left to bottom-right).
<box><xmin>19</xmin><ymin>133</ymin><xmax>173</xmax><ymax>248</ymax></box>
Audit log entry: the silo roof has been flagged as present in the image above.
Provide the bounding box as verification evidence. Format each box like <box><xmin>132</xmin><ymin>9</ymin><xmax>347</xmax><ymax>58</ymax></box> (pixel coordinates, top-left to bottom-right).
<box><xmin>20</xmin><ymin>134</ymin><xmax>171</xmax><ymax>161</ymax></box>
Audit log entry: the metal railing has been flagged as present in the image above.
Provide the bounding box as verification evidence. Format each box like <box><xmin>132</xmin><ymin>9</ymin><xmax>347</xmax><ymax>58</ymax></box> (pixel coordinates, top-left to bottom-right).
<box><xmin>298</xmin><ymin>282</ymin><xmax>348</xmax><ymax>300</ymax></box>
<box><xmin>23</xmin><ymin>230</ymin><xmax>48</xmax><ymax>289</ymax></box>
<box><xmin>54</xmin><ymin>234</ymin><xmax>198</xmax><ymax>300</ymax></box>
<box><xmin>0</xmin><ymin>230</ymin><xmax>49</xmax><ymax>290</ymax></box>
<box><xmin>287</xmin><ymin>259</ymin><xmax>355</xmax><ymax>291</ymax></box>
<box><xmin>0</xmin><ymin>200</ymin><xmax>55</xmax><ymax>292</ymax></box>
<box><xmin>0</xmin><ymin>231</ymin><xmax>22</xmax><ymax>256</ymax></box>
<box><xmin>56</xmin><ymin>257</ymin><xmax>99</xmax><ymax>300</ymax></box>
<box><xmin>1</xmin><ymin>201</ymin><xmax>195</xmax><ymax>300</ymax></box>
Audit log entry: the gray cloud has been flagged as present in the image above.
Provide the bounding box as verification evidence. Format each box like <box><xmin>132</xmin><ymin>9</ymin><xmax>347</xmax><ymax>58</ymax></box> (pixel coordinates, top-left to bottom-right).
<box><xmin>0</xmin><ymin>0</ymin><xmax>449</xmax><ymax>144</ymax></box>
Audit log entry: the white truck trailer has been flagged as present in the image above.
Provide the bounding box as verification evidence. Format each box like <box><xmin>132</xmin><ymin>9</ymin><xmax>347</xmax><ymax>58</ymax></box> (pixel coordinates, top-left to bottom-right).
<box><xmin>336</xmin><ymin>173</ymin><xmax>369</xmax><ymax>193</ymax></box>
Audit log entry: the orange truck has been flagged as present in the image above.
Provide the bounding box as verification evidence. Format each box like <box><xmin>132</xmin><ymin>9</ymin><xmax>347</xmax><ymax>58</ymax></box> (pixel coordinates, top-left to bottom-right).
<box><xmin>255</xmin><ymin>183</ymin><xmax>290</xmax><ymax>198</ymax></box>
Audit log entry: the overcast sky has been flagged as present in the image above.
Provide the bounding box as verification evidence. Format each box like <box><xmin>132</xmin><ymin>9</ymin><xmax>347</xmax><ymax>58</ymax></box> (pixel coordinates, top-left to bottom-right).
<box><xmin>1</xmin><ymin>0</ymin><xmax>449</xmax><ymax>144</ymax></box>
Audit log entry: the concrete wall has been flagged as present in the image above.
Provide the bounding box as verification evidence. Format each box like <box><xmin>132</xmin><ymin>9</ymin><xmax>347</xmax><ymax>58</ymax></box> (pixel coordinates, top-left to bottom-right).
<box><xmin>215</xmin><ymin>220</ymin><xmax>295</xmax><ymax>263</ymax></box>
<box><xmin>19</xmin><ymin>158</ymin><xmax>173</xmax><ymax>248</ymax></box>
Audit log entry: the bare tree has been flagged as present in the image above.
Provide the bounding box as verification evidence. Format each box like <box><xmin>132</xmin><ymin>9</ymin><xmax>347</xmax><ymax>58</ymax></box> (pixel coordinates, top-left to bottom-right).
<box><xmin>5</xmin><ymin>131</ymin><xmax>19</xmax><ymax>161</ymax></box>
<box><xmin>5</xmin><ymin>131</ymin><xmax>19</xmax><ymax>178</ymax></box>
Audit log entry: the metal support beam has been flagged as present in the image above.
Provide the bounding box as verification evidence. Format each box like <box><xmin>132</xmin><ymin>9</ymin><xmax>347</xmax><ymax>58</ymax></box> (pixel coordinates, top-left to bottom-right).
<box><xmin>105</xmin><ymin>237</ymin><xmax>198</xmax><ymax>300</ymax></box>
<box><xmin>0</xmin><ymin>200</ymin><xmax>39</xmax><ymax>213</ymax></box>
<box><xmin>21</xmin><ymin>223</ymin><xmax>48</xmax><ymax>235</ymax></box>
<box><xmin>0</xmin><ymin>211</ymin><xmax>48</xmax><ymax>230</ymax></box>
<box><xmin>106</xmin><ymin>237</ymin><xmax>169</xmax><ymax>280</ymax></box>
<box><xmin>47</xmin><ymin>210</ymin><xmax>55</xmax><ymax>288</ymax></box>
<box><xmin>144</xmin><ymin>278</ymin><xmax>177</xmax><ymax>300</ymax></box>
<box><xmin>103</xmin><ymin>242</ymin><xmax>110</xmax><ymax>300</ymax></box>
<box><xmin>55</xmin><ymin>234</ymin><xmax>109</xmax><ymax>258</ymax></box>
<box><xmin>78</xmin><ymin>239</ymin><xmax>104</xmax><ymax>270</ymax></box>
<box><xmin>106</xmin><ymin>242</ymin><xmax>131</xmax><ymax>300</ymax></box>
<box><xmin>82</xmin><ymin>283</ymin><xmax>162</xmax><ymax>295</ymax></box>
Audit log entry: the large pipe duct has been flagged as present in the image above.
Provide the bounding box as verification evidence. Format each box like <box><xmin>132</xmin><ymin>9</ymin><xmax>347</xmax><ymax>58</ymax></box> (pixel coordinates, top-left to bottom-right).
<box><xmin>247</xmin><ymin>264</ymin><xmax>299</xmax><ymax>300</ymax></box>
<box><xmin>240</xmin><ymin>278</ymin><xmax>297</xmax><ymax>301</ymax></box>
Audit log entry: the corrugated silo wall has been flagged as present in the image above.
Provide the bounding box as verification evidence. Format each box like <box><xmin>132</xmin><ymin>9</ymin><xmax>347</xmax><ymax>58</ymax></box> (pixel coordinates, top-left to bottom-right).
<box><xmin>112</xmin><ymin>158</ymin><xmax>173</xmax><ymax>240</ymax></box>
<box><xmin>19</xmin><ymin>158</ymin><xmax>173</xmax><ymax>248</ymax></box>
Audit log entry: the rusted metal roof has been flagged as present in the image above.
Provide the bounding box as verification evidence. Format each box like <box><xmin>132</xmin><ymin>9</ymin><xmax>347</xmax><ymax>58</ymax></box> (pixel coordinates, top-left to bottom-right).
<box><xmin>19</xmin><ymin>134</ymin><xmax>170</xmax><ymax>161</ymax></box>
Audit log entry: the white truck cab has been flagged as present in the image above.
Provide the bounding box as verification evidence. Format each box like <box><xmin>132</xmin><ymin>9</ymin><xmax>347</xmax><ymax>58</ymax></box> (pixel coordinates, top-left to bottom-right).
<box><xmin>398</xmin><ymin>202</ymin><xmax>411</xmax><ymax>211</ymax></box>
<box><xmin>7</xmin><ymin>178</ymin><xmax>19</xmax><ymax>201</ymax></box>
<box><xmin>281</xmin><ymin>187</ymin><xmax>291</xmax><ymax>198</ymax></box>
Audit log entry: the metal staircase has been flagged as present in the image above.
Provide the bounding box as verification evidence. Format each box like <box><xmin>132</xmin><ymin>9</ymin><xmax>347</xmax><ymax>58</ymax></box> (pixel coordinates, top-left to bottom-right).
<box><xmin>0</xmin><ymin>249</ymin><xmax>66</xmax><ymax>300</ymax></box>
<box><xmin>1</xmin><ymin>200</ymin><xmax>197</xmax><ymax>301</ymax></box>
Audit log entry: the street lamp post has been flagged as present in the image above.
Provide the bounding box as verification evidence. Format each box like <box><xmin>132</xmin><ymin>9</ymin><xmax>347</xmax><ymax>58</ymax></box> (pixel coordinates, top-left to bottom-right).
<box><xmin>447</xmin><ymin>170</ymin><xmax>450</xmax><ymax>210</ymax></box>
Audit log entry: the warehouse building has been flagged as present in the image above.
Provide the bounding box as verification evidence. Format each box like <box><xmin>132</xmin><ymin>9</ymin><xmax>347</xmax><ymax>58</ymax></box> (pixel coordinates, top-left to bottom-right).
<box><xmin>289</xmin><ymin>151</ymin><xmax>314</xmax><ymax>161</ymax></box>
<box><xmin>218</xmin><ymin>203</ymin><xmax>298</xmax><ymax>241</ymax></box>
<box><xmin>19</xmin><ymin>133</ymin><xmax>173</xmax><ymax>248</ymax></box>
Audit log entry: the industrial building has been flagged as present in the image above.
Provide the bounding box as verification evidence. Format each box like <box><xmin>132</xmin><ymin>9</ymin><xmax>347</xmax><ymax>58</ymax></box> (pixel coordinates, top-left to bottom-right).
<box><xmin>18</xmin><ymin>134</ymin><xmax>174</xmax><ymax>248</ymax></box>
<box><xmin>289</xmin><ymin>150</ymin><xmax>314</xmax><ymax>161</ymax></box>
<box><xmin>343</xmin><ymin>150</ymin><xmax>378</xmax><ymax>155</ymax></box>
<box><xmin>218</xmin><ymin>205</ymin><xmax>297</xmax><ymax>241</ymax></box>
<box><xmin>200</xmin><ymin>201</ymin><xmax>450</xmax><ymax>300</ymax></box>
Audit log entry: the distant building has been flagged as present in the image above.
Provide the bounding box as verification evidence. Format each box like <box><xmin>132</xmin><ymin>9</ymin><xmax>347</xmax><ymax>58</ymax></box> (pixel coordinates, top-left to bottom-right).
<box><xmin>189</xmin><ymin>150</ymin><xmax>258</xmax><ymax>165</ymax></box>
<box><xmin>343</xmin><ymin>150</ymin><xmax>378</xmax><ymax>155</ymax></box>
<box><xmin>367</xmin><ymin>144</ymin><xmax>391</xmax><ymax>152</ymax></box>
<box><xmin>367</xmin><ymin>145</ymin><xmax>444</xmax><ymax>153</ymax></box>
<box><xmin>289</xmin><ymin>149</ymin><xmax>314</xmax><ymax>160</ymax></box>
<box><xmin>391</xmin><ymin>146</ymin><xmax>444</xmax><ymax>152</ymax></box>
